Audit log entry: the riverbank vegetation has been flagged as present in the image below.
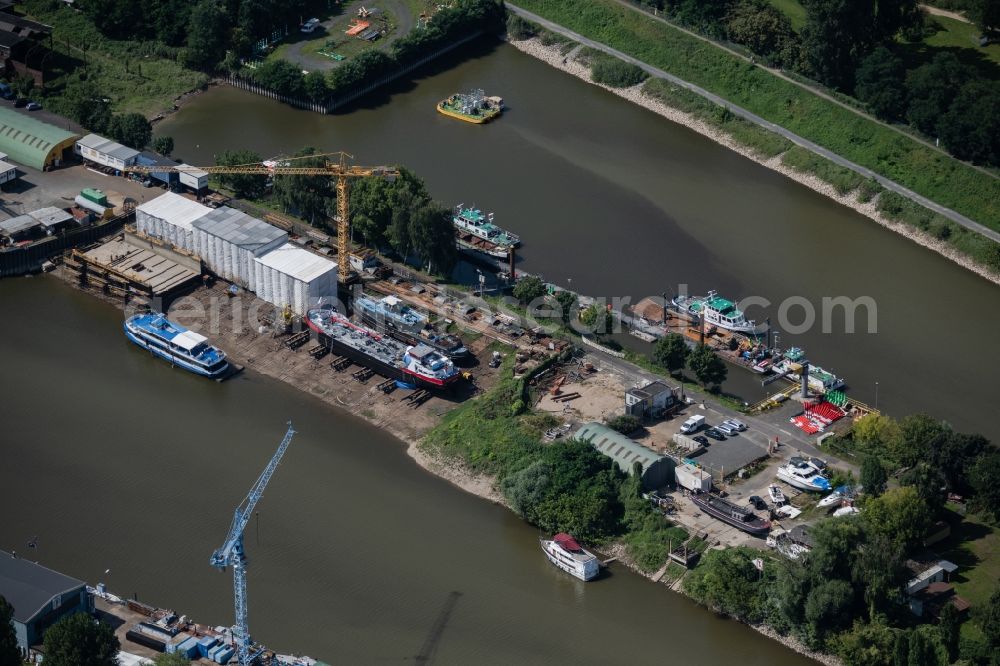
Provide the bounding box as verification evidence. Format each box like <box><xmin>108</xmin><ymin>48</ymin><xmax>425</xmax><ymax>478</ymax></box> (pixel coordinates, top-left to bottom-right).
<box><xmin>682</xmin><ymin>412</ymin><xmax>1000</xmax><ymax>664</ymax></box>
<box><xmin>421</xmin><ymin>352</ymin><xmax>689</xmax><ymax>571</ymax></box>
<box><xmin>511</xmin><ymin>0</ymin><xmax>1000</xmax><ymax>236</ymax></box>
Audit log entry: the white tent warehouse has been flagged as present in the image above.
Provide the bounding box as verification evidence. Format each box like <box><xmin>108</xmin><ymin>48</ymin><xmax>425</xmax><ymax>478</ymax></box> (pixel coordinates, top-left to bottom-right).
<box><xmin>253</xmin><ymin>243</ymin><xmax>337</xmax><ymax>315</ymax></box>
<box><xmin>135</xmin><ymin>192</ymin><xmax>211</xmax><ymax>252</ymax></box>
<box><xmin>192</xmin><ymin>207</ymin><xmax>287</xmax><ymax>288</ymax></box>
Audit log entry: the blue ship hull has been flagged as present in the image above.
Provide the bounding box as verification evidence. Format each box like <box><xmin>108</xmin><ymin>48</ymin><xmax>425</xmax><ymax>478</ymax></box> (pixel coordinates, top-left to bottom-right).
<box><xmin>124</xmin><ymin>324</ymin><xmax>229</xmax><ymax>379</ymax></box>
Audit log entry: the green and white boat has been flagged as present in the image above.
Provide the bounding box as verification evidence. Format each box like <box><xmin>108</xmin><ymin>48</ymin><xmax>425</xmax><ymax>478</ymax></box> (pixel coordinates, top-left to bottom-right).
<box><xmin>453</xmin><ymin>204</ymin><xmax>520</xmax><ymax>258</ymax></box>
<box><xmin>672</xmin><ymin>290</ymin><xmax>756</xmax><ymax>333</ymax></box>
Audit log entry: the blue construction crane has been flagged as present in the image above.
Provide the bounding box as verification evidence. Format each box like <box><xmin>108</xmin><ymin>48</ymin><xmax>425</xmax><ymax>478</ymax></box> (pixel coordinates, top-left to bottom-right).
<box><xmin>211</xmin><ymin>423</ymin><xmax>296</xmax><ymax>665</ymax></box>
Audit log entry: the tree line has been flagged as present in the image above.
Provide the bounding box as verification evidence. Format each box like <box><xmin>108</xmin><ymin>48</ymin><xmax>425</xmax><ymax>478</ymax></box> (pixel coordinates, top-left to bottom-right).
<box><xmin>631</xmin><ymin>0</ymin><xmax>1000</xmax><ymax>167</ymax></box>
<box><xmin>249</xmin><ymin>0</ymin><xmax>505</xmax><ymax>105</ymax></box>
<box><xmin>213</xmin><ymin>149</ymin><xmax>458</xmax><ymax>276</ymax></box>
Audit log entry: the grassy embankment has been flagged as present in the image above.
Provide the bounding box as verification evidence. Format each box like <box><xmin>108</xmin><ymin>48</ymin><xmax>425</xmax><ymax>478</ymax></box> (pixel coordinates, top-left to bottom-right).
<box><xmin>19</xmin><ymin>0</ymin><xmax>207</xmax><ymax>118</ymax></box>
<box><xmin>421</xmin><ymin>348</ymin><xmax>691</xmax><ymax>573</ymax></box>
<box><xmin>511</xmin><ymin>0</ymin><xmax>1000</xmax><ymax>271</ymax></box>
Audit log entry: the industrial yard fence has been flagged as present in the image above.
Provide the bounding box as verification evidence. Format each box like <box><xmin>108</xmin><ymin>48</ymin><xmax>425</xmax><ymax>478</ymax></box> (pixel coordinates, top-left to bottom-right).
<box><xmin>0</xmin><ymin>212</ymin><xmax>133</xmax><ymax>277</ymax></box>
<box><xmin>228</xmin><ymin>30</ymin><xmax>487</xmax><ymax>114</ymax></box>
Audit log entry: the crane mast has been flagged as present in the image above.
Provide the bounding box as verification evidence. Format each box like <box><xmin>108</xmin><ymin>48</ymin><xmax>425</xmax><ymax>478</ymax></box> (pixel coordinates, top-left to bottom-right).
<box><xmin>124</xmin><ymin>152</ymin><xmax>398</xmax><ymax>283</ymax></box>
<box><xmin>211</xmin><ymin>423</ymin><xmax>296</xmax><ymax>665</ymax></box>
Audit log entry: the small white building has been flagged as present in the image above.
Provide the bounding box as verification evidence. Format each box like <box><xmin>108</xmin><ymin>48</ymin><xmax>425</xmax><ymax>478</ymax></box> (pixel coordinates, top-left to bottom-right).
<box><xmin>625</xmin><ymin>380</ymin><xmax>680</xmax><ymax>418</ymax></box>
<box><xmin>675</xmin><ymin>463</ymin><xmax>712</xmax><ymax>492</ymax></box>
<box><xmin>253</xmin><ymin>243</ymin><xmax>337</xmax><ymax>315</ymax></box>
<box><xmin>192</xmin><ymin>207</ymin><xmax>287</xmax><ymax>288</ymax></box>
<box><xmin>76</xmin><ymin>133</ymin><xmax>140</xmax><ymax>171</ymax></box>
<box><xmin>28</xmin><ymin>206</ymin><xmax>75</xmax><ymax>235</ymax></box>
<box><xmin>0</xmin><ymin>160</ymin><xmax>17</xmax><ymax>185</ymax></box>
<box><xmin>177</xmin><ymin>163</ymin><xmax>209</xmax><ymax>192</ymax></box>
<box><xmin>135</xmin><ymin>192</ymin><xmax>211</xmax><ymax>252</ymax></box>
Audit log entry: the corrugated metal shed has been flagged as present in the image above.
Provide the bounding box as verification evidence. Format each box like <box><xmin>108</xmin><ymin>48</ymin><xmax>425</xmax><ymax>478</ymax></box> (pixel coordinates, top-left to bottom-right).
<box><xmin>574</xmin><ymin>422</ymin><xmax>675</xmax><ymax>490</ymax></box>
<box><xmin>176</xmin><ymin>163</ymin><xmax>208</xmax><ymax>190</ymax></box>
<box><xmin>253</xmin><ymin>243</ymin><xmax>337</xmax><ymax>315</ymax></box>
<box><xmin>0</xmin><ymin>214</ymin><xmax>41</xmax><ymax>236</ymax></box>
<box><xmin>135</xmin><ymin>192</ymin><xmax>211</xmax><ymax>251</ymax></box>
<box><xmin>28</xmin><ymin>206</ymin><xmax>73</xmax><ymax>229</ymax></box>
<box><xmin>0</xmin><ymin>107</ymin><xmax>78</xmax><ymax>170</ymax></box>
<box><xmin>192</xmin><ymin>207</ymin><xmax>288</xmax><ymax>287</ymax></box>
<box><xmin>76</xmin><ymin>133</ymin><xmax>139</xmax><ymax>168</ymax></box>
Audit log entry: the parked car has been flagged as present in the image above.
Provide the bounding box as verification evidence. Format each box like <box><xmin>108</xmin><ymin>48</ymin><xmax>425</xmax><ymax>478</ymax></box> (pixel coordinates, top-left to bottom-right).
<box><xmin>724</xmin><ymin>418</ymin><xmax>747</xmax><ymax>432</ymax></box>
<box><xmin>300</xmin><ymin>17</ymin><xmax>320</xmax><ymax>33</ymax></box>
<box><xmin>25</xmin><ymin>101</ymin><xmax>41</xmax><ymax>111</ymax></box>
<box><xmin>693</xmin><ymin>435</ymin><xmax>710</xmax><ymax>446</ymax></box>
<box><xmin>748</xmin><ymin>495</ymin><xmax>767</xmax><ymax>510</ymax></box>
<box><xmin>14</xmin><ymin>98</ymin><xmax>27</xmax><ymax>107</ymax></box>
<box><xmin>716</xmin><ymin>422</ymin><xmax>738</xmax><ymax>436</ymax></box>
<box><xmin>704</xmin><ymin>428</ymin><xmax>726</xmax><ymax>441</ymax></box>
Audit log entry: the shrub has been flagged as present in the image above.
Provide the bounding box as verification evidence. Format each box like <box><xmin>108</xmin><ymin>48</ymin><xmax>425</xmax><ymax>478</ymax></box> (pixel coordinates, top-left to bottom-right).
<box><xmin>606</xmin><ymin>414</ymin><xmax>641</xmax><ymax>435</ymax></box>
<box><xmin>591</xmin><ymin>56</ymin><xmax>648</xmax><ymax>88</ymax></box>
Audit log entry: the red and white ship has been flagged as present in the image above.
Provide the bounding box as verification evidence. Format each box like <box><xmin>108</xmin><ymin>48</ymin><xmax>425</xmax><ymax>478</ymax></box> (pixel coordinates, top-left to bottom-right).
<box><xmin>540</xmin><ymin>533</ymin><xmax>599</xmax><ymax>581</ymax></box>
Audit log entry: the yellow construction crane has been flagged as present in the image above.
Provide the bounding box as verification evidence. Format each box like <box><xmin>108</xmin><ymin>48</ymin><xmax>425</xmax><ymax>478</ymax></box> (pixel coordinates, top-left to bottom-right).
<box><xmin>124</xmin><ymin>152</ymin><xmax>398</xmax><ymax>283</ymax></box>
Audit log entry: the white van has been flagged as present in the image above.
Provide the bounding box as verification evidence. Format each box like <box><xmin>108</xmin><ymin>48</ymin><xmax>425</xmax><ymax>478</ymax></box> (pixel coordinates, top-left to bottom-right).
<box><xmin>680</xmin><ymin>414</ymin><xmax>705</xmax><ymax>434</ymax></box>
<box><xmin>301</xmin><ymin>18</ymin><xmax>320</xmax><ymax>33</ymax></box>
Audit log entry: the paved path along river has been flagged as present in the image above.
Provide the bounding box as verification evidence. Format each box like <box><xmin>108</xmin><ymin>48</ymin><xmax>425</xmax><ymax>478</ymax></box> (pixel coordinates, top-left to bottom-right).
<box><xmin>0</xmin><ymin>277</ymin><xmax>812</xmax><ymax>665</ymax></box>
<box><xmin>158</xmin><ymin>41</ymin><xmax>1000</xmax><ymax>442</ymax></box>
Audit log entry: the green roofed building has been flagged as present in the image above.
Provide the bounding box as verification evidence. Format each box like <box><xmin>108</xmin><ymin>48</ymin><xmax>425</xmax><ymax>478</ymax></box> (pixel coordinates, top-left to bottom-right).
<box><xmin>0</xmin><ymin>107</ymin><xmax>77</xmax><ymax>170</ymax></box>
<box><xmin>575</xmin><ymin>422</ymin><xmax>676</xmax><ymax>490</ymax></box>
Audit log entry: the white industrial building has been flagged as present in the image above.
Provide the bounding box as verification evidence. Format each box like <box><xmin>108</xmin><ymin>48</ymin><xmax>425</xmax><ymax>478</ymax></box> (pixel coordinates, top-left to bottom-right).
<box><xmin>192</xmin><ymin>207</ymin><xmax>288</xmax><ymax>288</ymax></box>
<box><xmin>76</xmin><ymin>133</ymin><xmax>140</xmax><ymax>171</ymax></box>
<box><xmin>135</xmin><ymin>192</ymin><xmax>211</xmax><ymax>252</ymax></box>
<box><xmin>253</xmin><ymin>243</ymin><xmax>337</xmax><ymax>315</ymax></box>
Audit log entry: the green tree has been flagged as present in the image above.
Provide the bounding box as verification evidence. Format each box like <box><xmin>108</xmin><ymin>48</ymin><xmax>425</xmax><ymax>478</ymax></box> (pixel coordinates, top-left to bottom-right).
<box><xmin>800</xmin><ymin>0</ymin><xmax>876</xmax><ymax>89</ymax></box>
<box><xmin>42</xmin><ymin>612</ymin><xmax>119</xmax><ymax>666</ymax></box>
<box><xmin>979</xmin><ymin>584</ymin><xmax>1000</xmax><ymax>647</ymax></box>
<box><xmin>899</xmin><ymin>462</ymin><xmax>946</xmax><ymax>512</ymax></box>
<box><xmin>906</xmin><ymin>53</ymin><xmax>969</xmax><ymax>136</ymax></box>
<box><xmin>855</xmin><ymin>533</ymin><xmax>906</xmax><ymax>618</ymax></box>
<box><xmin>554</xmin><ymin>290</ymin><xmax>577</xmax><ymax>327</ymax></box>
<box><xmin>852</xmin><ymin>413</ymin><xmax>901</xmax><ymax>452</ymax></box>
<box><xmin>855</xmin><ymin>47</ymin><xmax>908</xmax><ymax>121</ymax></box>
<box><xmin>0</xmin><ymin>595</ymin><xmax>18</xmax><ymax>666</ymax></box>
<box><xmin>501</xmin><ymin>460</ymin><xmax>551</xmax><ymax>521</ymax></box>
<box><xmin>579</xmin><ymin>303</ymin><xmax>612</xmax><ymax>335</ymax></box>
<box><xmin>652</xmin><ymin>333</ymin><xmax>689</xmax><ymax>375</ymax></box>
<box><xmin>215</xmin><ymin>150</ymin><xmax>267</xmax><ymax>199</ymax></box>
<box><xmin>606</xmin><ymin>414</ymin><xmax>641</xmax><ymax>435</ymax></box>
<box><xmin>895</xmin><ymin>413</ymin><xmax>951</xmax><ymax>467</ymax></box>
<box><xmin>684</xmin><ymin>547</ymin><xmax>771</xmax><ymax>622</ymax></box>
<box><xmin>862</xmin><ymin>486</ymin><xmax>929</xmax><ymax>550</ymax></box>
<box><xmin>831</xmin><ymin>619</ymin><xmax>897</xmax><ymax>666</ymax></box>
<box><xmin>83</xmin><ymin>0</ymin><xmax>144</xmax><ymax>39</ymax></box>
<box><xmin>254</xmin><ymin>59</ymin><xmax>306</xmax><ymax>98</ymax></box>
<box><xmin>725</xmin><ymin>0</ymin><xmax>797</xmax><ymax>64</ymax></box>
<box><xmin>687</xmin><ymin>343</ymin><xmax>727</xmax><ymax>387</ymax></box>
<box><xmin>304</xmin><ymin>71</ymin><xmax>329</xmax><ymax>104</ymax></box>
<box><xmin>272</xmin><ymin>147</ymin><xmax>335</xmax><ymax>226</ymax></box>
<box><xmin>968</xmin><ymin>450</ymin><xmax>1000</xmax><ymax>522</ymax></box>
<box><xmin>152</xmin><ymin>136</ymin><xmax>174</xmax><ymax>157</ymax></box>
<box><xmin>670</xmin><ymin>0</ymin><xmax>734</xmax><ymax>37</ymax></box>
<box><xmin>928</xmin><ymin>431</ymin><xmax>989</xmax><ymax>494</ymax></box>
<box><xmin>108</xmin><ymin>113</ymin><xmax>152</xmax><ymax>150</ymax></box>
<box><xmin>408</xmin><ymin>201</ymin><xmax>458</xmax><ymax>276</ymax></box>
<box><xmin>146</xmin><ymin>0</ymin><xmax>192</xmax><ymax>46</ymax></box>
<box><xmin>61</xmin><ymin>81</ymin><xmax>112</xmax><ymax>133</ymax></box>
<box><xmin>153</xmin><ymin>653</ymin><xmax>191</xmax><ymax>666</ymax></box>
<box><xmin>184</xmin><ymin>0</ymin><xmax>227</xmax><ymax>71</ymax></box>
<box><xmin>13</xmin><ymin>74</ymin><xmax>34</xmax><ymax>98</ymax></box>
<box><xmin>968</xmin><ymin>0</ymin><xmax>1000</xmax><ymax>38</ymax></box>
<box><xmin>860</xmin><ymin>455</ymin><xmax>888</xmax><ymax>496</ymax></box>
<box><xmin>937</xmin><ymin>80</ymin><xmax>1000</xmax><ymax>166</ymax></box>
<box><xmin>804</xmin><ymin>578</ymin><xmax>855</xmax><ymax>640</ymax></box>
<box><xmin>512</xmin><ymin>275</ymin><xmax>546</xmax><ymax>304</ymax></box>
<box><xmin>350</xmin><ymin>176</ymin><xmax>394</xmax><ymax>247</ymax></box>
<box><xmin>938</xmin><ymin>601</ymin><xmax>960</xmax><ymax>662</ymax></box>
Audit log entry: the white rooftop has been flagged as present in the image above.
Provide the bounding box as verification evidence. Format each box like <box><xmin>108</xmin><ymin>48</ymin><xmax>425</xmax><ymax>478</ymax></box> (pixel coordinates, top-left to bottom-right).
<box><xmin>177</xmin><ymin>163</ymin><xmax>209</xmax><ymax>178</ymax></box>
<box><xmin>137</xmin><ymin>192</ymin><xmax>211</xmax><ymax>231</ymax></box>
<box><xmin>28</xmin><ymin>206</ymin><xmax>73</xmax><ymax>228</ymax></box>
<box><xmin>254</xmin><ymin>243</ymin><xmax>337</xmax><ymax>283</ymax></box>
<box><xmin>173</xmin><ymin>330</ymin><xmax>207</xmax><ymax>351</ymax></box>
<box><xmin>77</xmin><ymin>133</ymin><xmax>140</xmax><ymax>161</ymax></box>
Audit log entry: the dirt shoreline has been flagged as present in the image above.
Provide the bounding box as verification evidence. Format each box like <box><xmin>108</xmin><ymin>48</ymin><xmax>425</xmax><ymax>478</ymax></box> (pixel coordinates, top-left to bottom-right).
<box><xmin>508</xmin><ymin>37</ymin><xmax>1000</xmax><ymax>288</ymax></box>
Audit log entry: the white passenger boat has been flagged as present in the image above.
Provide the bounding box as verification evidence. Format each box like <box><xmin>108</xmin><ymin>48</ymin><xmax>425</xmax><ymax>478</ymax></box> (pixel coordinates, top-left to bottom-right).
<box><xmin>540</xmin><ymin>533</ymin><xmax>599</xmax><ymax>581</ymax></box>
<box><xmin>124</xmin><ymin>312</ymin><xmax>229</xmax><ymax>378</ymax></box>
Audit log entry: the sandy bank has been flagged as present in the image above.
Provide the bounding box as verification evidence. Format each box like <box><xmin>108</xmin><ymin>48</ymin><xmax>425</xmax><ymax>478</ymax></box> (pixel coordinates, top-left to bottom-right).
<box><xmin>508</xmin><ymin>37</ymin><xmax>1000</xmax><ymax>288</ymax></box>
